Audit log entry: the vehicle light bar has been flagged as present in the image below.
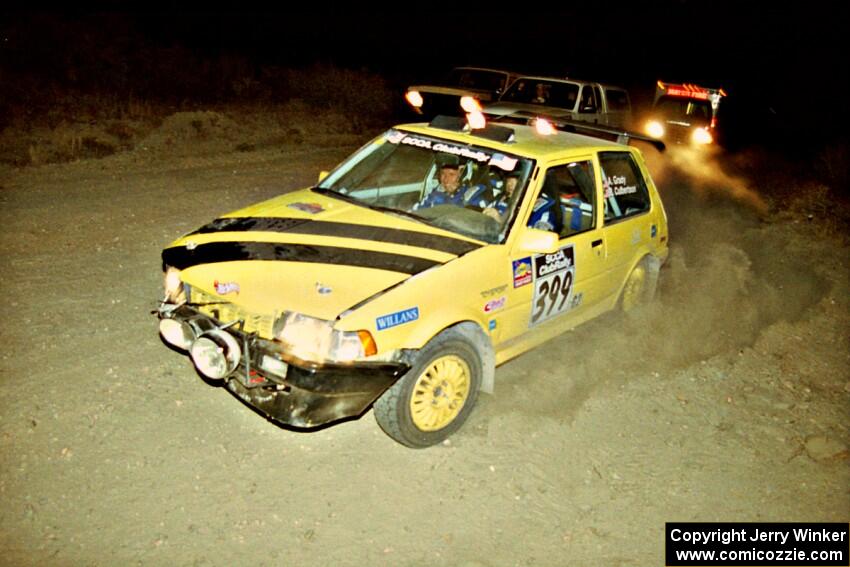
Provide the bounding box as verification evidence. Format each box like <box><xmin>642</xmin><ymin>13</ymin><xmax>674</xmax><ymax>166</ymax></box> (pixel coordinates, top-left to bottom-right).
<box><xmin>658</xmin><ymin>81</ymin><xmax>725</xmax><ymax>100</ymax></box>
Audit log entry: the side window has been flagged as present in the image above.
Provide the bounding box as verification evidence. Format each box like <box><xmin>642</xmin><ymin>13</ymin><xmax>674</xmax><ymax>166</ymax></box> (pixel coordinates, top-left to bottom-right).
<box><xmin>606</xmin><ymin>89</ymin><xmax>630</xmax><ymax>111</ymax></box>
<box><xmin>599</xmin><ymin>152</ymin><xmax>651</xmax><ymax>222</ymax></box>
<box><xmin>579</xmin><ymin>86</ymin><xmax>597</xmax><ymax>112</ymax></box>
<box><xmin>530</xmin><ymin>161</ymin><xmax>596</xmax><ymax>237</ymax></box>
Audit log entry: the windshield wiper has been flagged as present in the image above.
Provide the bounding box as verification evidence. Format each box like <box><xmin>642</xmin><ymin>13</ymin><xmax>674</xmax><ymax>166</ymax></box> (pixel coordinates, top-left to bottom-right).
<box><xmin>311</xmin><ymin>186</ymin><xmax>361</xmax><ymax>204</ymax></box>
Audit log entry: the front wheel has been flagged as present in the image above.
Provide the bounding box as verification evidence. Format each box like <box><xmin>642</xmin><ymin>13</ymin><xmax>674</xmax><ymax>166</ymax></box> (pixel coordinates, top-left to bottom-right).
<box><xmin>373</xmin><ymin>328</ymin><xmax>482</xmax><ymax>448</ymax></box>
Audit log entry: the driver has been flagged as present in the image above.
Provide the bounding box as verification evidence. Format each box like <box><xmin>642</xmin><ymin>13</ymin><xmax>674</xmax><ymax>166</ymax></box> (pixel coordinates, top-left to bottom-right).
<box><xmin>414</xmin><ymin>154</ymin><xmax>470</xmax><ymax>210</ymax></box>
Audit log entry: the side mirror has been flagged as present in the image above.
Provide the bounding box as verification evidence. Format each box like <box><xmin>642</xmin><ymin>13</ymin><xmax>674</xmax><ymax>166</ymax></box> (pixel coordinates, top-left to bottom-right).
<box><xmin>317</xmin><ymin>171</ymin><xmax>330</xmax><ymax>184</ymax></box>
<box><xmin>516</xmin><ymin>227</ymin><xmax>559</xmax><ymax>254</ymax></box>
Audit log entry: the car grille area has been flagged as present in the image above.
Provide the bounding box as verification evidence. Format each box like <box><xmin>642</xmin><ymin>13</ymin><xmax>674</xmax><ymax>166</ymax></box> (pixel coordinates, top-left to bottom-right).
<box><xmin>187</xmin><ymin>286</ymin><xmax>275</xmax><ymax>338</ymax></box>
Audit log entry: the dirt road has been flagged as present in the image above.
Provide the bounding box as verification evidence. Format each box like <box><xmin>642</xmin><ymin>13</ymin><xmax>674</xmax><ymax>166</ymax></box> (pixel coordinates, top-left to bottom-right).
<box><xmin>1</xmin><ymin>138</ymin><xmax>847</xmax><ymax>566</ymax></box>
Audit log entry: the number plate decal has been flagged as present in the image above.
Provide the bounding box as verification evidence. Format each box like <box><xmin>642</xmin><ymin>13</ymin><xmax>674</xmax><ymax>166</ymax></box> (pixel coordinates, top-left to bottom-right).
<box><xmin>530</xmin><ymin>245</ymin><xmax>576</xmax><ymax>326</ymax></box>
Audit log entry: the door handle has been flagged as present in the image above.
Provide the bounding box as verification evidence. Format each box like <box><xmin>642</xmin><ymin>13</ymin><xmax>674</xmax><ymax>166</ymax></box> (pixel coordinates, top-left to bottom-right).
<box><xmin>591</xmin><ymin>239</ymin><xmax>603</xmax><ymax>248</ymax></box>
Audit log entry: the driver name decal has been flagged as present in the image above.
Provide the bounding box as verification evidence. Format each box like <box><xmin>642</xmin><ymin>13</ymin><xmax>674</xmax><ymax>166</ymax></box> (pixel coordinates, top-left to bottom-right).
<box><xmin>530</xmin><ymin>245</ymin><xmax>576</xmax><ymax>326</ymax></box>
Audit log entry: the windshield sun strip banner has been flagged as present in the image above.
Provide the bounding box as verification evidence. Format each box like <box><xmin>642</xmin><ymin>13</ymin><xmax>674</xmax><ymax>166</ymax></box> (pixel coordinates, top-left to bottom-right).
<box><xmin>162</xmin><ymin>241</ymin><xmax>440</xmax><ymax>275</ymax></box>
<box><xmin>190</xmin><ymin>218</ymin><xmax>482</xmax><ymax>257</ymax></box>
<box><xmin>387</xmin><ymin>130</ymin><xmax>520</xmax><ymax>172</ymax></box>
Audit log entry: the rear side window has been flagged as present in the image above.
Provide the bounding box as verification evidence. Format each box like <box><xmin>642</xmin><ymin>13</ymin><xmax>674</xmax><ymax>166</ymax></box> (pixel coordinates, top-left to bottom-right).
<box><xmin>599</xmin><ymin>152</ymin><xmax>650</xmax><ymax>222</ymax></box>
<box><xmin>537</xmin><ymin>160</ymin><xmax>597</xmax><ymax>237</ymax></box>
<box><xmin>606</xmin><ymin>89</ymin><xmax>630</xmax><ymax>111</ymax></box>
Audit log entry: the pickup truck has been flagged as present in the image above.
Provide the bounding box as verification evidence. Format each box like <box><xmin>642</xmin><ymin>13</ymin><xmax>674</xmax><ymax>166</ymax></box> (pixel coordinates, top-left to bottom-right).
<box><xmin>483</xmin><ymin>75</ymin><xmax>632</xmax><ymax>129</ymax></box>
<box><xmin>404</xmin><ymin>66</ymin><xmax>521</xmax><ymax>119</ymax></box>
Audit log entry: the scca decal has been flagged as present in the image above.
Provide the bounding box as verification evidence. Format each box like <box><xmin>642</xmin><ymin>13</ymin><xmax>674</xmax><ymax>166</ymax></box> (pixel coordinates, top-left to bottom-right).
<box><xmin>376</xmin><ymin>307</ymin><xmax>420</xmax><ymax>331</ymax></box>
<box><xmin>513</xmin><ymin>257</ymin><xmax>532</xmax><ymax>288</ymax></box>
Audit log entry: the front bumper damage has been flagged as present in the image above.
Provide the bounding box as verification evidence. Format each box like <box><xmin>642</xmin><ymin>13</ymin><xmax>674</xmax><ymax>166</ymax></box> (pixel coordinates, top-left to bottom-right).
<box><xmin>157</xmin><ymin>304</ymin><xmax>409</xmax><ymax>428</ymax></box>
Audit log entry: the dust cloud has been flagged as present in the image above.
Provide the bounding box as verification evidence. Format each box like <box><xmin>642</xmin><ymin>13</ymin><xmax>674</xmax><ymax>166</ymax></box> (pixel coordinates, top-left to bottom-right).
<box><xmin>637</xmin><ymin>143</ymin><xmax>825</xmax><ymax>364</ymax></box>
<box><xmin>487</xmin><ymin>143</ymin><xmax>827</xmax><ymax>423</ymax></box>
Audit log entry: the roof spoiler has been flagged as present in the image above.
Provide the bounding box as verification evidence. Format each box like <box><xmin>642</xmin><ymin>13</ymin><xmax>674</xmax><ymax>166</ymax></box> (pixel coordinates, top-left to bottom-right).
<box><xmin>494</xmin><ymin>113</ymin><xmax>666</xmax><ymax>152</ymax></box>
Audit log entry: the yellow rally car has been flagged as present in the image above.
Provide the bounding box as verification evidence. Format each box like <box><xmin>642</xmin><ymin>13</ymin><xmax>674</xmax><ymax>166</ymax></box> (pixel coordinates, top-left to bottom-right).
<box><xmin>157</xmin><ymin>115</ymin><xmax>669</xmax><ymax>448</ymax></box>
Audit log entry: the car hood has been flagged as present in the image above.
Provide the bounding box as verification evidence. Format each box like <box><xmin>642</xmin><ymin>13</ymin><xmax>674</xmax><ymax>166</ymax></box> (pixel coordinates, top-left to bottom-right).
<box><xmin>484</xmin><ymin>102</ymin><xmax>574</xmax><ymax>119</ymax></box>
<box><xmin>162</xmin><ymin>188</ymin><xmax>483</xmax><ymax>322</ymax></box>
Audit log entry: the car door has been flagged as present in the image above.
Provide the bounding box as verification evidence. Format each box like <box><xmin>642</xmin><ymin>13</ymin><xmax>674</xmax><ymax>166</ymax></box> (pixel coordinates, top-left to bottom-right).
<box><xmin>597</xmin><ymin>150</ymin><xmax>656</xmax><ymax>288</ymax></box>
<box><xmin>498</xmin><ymin>157</ymin><xmax>610</xmax><ymax>347</ymax></box>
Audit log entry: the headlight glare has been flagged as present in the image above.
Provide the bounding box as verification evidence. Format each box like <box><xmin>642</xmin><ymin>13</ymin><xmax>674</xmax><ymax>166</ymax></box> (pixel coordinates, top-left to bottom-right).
<box><xmin>460</xmin><ymin>96</ymin><xmax>482</xmax><ymax>113</ymax></box>
<box><xmin>692</xmin><ymin>127</ymin><xmax>713</xmax><ymax>144</ymax></box>
<box><xmin>405</xmin><ymin>90</ymin><xmax>424</xmax><ymax>108</ymax></box>
<box><xmin>646</xmin><ymin>120</ymin><xmax>665</xmax><ymax>139</ymax></box>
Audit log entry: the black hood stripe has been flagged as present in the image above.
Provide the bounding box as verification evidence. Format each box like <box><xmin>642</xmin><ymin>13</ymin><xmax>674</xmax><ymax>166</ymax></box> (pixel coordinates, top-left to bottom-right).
<box><xmin>191</xmin><ymin>218</ymin><xmax>481</xmax><ymax>256</ymax></box>
<box><xmin>163</xmin><ymin>242</ymin><xmax>440</xmax><ymax>275</ymax></box>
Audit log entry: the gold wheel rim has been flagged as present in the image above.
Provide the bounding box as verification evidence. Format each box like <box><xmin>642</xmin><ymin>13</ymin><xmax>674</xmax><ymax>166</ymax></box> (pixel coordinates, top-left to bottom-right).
<box><xmin>409</xmin><ymin>354</ymin><xmax>471</xmax><ymax>432</ymax></box>
<box><xmin>622</xmin><ymin>265</ymin><xmax>646</xmax><ymax>312</ymax></box>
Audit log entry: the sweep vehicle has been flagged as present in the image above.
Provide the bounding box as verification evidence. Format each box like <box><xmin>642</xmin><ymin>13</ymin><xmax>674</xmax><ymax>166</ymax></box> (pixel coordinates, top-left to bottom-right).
<box><xmin>643</xmin><ymin>80</ymin><xmax>726</xmax><ymax>145</ymax></box>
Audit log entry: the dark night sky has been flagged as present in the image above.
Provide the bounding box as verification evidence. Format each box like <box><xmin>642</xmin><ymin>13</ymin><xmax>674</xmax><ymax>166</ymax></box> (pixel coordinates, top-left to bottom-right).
<box><xmin>133</xmin><ymin>6</ymin><xmax>845</xmax><ymax>88</ymax></box>
<box><xmin>2</xmin><ymin>5</ymin><xmax>848</xmax><ymax>142</ymax></box>
<box><xmin>132</xmin><ymin>5</ymin><xmax>848</xmax><ymax>124</ymax></box>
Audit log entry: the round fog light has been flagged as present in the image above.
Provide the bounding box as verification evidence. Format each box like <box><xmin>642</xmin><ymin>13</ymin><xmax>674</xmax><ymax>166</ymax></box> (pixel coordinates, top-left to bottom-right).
<box><xmin>190</xmin><ymin>329</ymin><xmax>241</xmax><ymax>380</ymax></box>
<box><xmin>159</xmin><ymin>318</ymin><xmax>195</xmax><ymax>351</ymax></box>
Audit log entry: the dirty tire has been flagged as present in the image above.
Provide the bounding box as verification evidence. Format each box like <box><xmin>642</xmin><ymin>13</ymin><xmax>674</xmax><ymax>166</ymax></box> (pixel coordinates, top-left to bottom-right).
<box><xmin>374</xmin><ymin>328</ymin><xmax>482</xmax><ymax>448</ymax></box>
<box><xmin>620</xmin><ymin>256</ymin><xmax>656</xmax><ymax>313</ymax></box>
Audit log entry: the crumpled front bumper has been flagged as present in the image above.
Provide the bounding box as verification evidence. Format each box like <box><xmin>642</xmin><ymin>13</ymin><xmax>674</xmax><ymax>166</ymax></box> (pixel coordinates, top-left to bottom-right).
<box><xmin>158</xmin><ymin>304</ymin><xmax>409</xmax><ymax>428</ymax></box>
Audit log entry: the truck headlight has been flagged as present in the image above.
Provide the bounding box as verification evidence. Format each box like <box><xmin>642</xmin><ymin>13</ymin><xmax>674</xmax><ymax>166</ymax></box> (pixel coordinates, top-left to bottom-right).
<box><xmin>273</xmin><ymin>311</ymin><xmax>377</xmax><ymax>364</ymax></box>
<box><xmin>163</xmin><ymin>266</ymin><xmax>186</xmax><ymax>304</ymax></box>
<box><xmin>691</xmin><ymin>127</ymin><xmax>713</xmax><ymax>144</ymax></box>
<box><xmin>645</xmin><ymin>120</ymin><xmax>665</xmax><ymax>139</ymax></box>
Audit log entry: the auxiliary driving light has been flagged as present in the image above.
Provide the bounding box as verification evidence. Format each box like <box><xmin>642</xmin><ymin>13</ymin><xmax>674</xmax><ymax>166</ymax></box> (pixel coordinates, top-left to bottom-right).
<box><xmin>159</xmin><ymin>318</ymin><xmax>195</xmax><ymax>351</ymax></box>
<box><xmin>405</xmin><ymin>90</ymin><xmax>424</xmax><ymax>108</ymax></box>
<box><xmin>460</xmin><ymin>96</ymin><xmax>482</xmax><ymax>113</ymax></box>
<box><xmin>190</xmin><ymin>329</ymin><xmax>242</xmax><ymax>380</ymax></box>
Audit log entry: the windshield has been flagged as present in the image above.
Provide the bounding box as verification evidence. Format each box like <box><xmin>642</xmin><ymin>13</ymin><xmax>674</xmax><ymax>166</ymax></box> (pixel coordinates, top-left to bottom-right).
<box><xmin>316</xmin><ymin>129</ymin><xmax>534</xmax><ymax>244</ymax></box>
<box><xmin>444</xmin><ymin>68</ymin><xmax>509</xmax><ymax>92</ymax></box>
<box><xmin>655</xmin><ymin>96</ymin><xmax>712</xmax><ymax>124</ymax></box>
<box><xmin>500</xmin><ymin>78</ymin><xmax>580</xmax><ymax>109</ymax></box>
